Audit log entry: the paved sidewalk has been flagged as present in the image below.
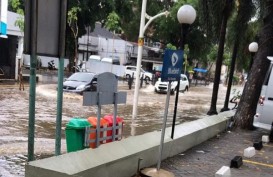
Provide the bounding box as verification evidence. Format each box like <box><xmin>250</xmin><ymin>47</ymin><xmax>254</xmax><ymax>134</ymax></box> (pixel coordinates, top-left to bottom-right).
<box><xmin>158</xmin><ymin>128</ymin><xmax>273</xmax><ymax>177</ymax></box>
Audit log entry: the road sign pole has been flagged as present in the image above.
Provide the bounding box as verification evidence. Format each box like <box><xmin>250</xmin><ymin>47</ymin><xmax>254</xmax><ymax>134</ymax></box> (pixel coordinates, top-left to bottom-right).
<box><xmin>157</xmin><ymin>81</ymin><xmax>171</xmax><ymax>170</ymax></box>
<box><xmin>27</xmin><ymin>0</ymin><xmax>38</xmax><ymax>162</ymax></box>
<box><xmin>55</xmin><ymin>0</ymin><xmax>67</xmax><ymax>156</ymax></box>
<box><xmin>55</xmin><ymin>57</ymin><xmax>64</xmax><ymax>155</ymax></box>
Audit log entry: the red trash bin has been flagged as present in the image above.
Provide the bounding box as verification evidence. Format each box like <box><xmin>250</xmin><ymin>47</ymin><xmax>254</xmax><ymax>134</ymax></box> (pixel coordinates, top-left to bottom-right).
<box><xmin>87</xmin><ymin>117</ymin><xmax>109</xmax><ymax>148</ymax></box>
<box><xmin>103</xmin><ymin>114</ymin><xmax>123</xmax><ymax>142</ymax></box>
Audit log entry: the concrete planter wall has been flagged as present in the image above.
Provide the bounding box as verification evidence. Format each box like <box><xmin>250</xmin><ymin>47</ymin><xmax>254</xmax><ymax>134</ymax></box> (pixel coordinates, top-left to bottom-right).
<box><xmin>26</xmin><ymin>111</ymin><xmax>234</xmax><ymax>177</ymax></box>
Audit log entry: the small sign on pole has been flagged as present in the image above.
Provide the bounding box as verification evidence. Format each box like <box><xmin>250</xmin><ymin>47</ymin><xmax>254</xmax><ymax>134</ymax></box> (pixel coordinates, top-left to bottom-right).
<box><xmin>161</xmin><ymin>49</ymin><xmax>183</xmax><ymax>82</ymax></box>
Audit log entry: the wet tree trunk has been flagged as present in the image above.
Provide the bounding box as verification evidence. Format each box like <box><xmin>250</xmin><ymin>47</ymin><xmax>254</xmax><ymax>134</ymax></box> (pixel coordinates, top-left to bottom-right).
<box><xmin>221</xmin><ymin>37</ymin><xmax>240</xmax><ymax>112</ymax></box>
<box><xmin>234</xmin><ymin>1</ymin><xmax>273</xmax><ymax>129</ymax></box>
<box><xmin>207</xmin><ymin>0</ymin><xmax>233</xmax><ymax>115</ymax></box>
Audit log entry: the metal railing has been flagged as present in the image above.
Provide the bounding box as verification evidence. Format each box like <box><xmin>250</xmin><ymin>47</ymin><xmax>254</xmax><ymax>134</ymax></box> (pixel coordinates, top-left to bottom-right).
<box><xmin>84</xmin><ymin>122</ymin><xmax>123</xmax><ymax>148</ymax></box>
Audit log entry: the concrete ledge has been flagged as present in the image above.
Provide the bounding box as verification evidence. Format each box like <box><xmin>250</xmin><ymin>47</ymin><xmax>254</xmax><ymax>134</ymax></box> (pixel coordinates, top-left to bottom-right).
<box><xmin>26</xmin><ymin>111</ymin><xmax>234</xmax><ymax>177</ymax></box>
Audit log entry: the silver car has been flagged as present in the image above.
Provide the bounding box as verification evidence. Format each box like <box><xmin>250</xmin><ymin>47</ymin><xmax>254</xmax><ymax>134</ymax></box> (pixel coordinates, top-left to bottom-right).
<box><xmin>63</xmin><ymin>72</ymin><xmax>97</xmax><ymax>94</ymax></box>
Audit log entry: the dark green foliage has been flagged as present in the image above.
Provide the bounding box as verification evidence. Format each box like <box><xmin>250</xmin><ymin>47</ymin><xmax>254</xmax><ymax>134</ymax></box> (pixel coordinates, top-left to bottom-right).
<box><xmin>226</xmin><ymin>0</ymin><xmax>256</xmax><ymax>72</ymax></box>
<box><xmin>198</xmin><ymin>0</ymin><xmax>226</xmax><ymax>42</ymax></box>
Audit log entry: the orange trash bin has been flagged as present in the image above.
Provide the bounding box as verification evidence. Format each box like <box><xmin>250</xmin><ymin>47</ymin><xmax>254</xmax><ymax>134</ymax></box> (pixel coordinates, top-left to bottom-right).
<box><xmin>103</xmin><ymin>114</ymin><xmax>124</xmax><ymax>142</ymax></box>
<box><xmin>87</xmin><ymin>117</ymin><xmax>109</xmax><ymax>148</ymax></box>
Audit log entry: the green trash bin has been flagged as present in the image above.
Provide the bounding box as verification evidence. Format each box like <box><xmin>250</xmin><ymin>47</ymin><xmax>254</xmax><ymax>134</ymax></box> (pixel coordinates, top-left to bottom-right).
<box><xmin>65</xmin><ymin>118</ymin><xmax>91</xmax><ymax>153</ymax></box>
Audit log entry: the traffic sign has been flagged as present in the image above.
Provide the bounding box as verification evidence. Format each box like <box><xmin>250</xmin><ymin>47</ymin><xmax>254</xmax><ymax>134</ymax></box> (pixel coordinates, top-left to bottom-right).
<box><xmin>161</xmin><ymin>49</ymin><xmax>183</xmax><ymax>82</ymax></box>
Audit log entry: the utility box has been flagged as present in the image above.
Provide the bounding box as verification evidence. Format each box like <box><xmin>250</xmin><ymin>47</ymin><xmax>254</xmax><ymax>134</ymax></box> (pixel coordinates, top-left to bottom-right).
<box><xmin>65</xmin><ymin>118</ymin><xmax>91</xmax><ymax>152</ymax></box>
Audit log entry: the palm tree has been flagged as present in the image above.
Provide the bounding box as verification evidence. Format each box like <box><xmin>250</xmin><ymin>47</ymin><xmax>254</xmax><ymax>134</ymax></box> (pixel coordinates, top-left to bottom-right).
<box><xmin>221</xmin><ymin>0</ymin><xmax>255</xmax><ymax>112</ymax></box>
<box><xmin>204</xmin><ymin>0</ymin><xmax>233</xmax><ymax>115</ymax></box>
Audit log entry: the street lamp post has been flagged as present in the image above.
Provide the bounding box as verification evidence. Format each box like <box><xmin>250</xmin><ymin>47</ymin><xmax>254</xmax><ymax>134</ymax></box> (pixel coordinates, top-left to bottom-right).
<box><xmin>171</xmin><ymin>5</ymin><xmax>196</xmax><ymax>139</ymax></box>
<box><xmin>131</xmin><ymin>0</ymin><xmax>169</xmax><ymax>136</ymax></box>
<box><xmin>248</xmin><ymin>42</ymin><xmax>258</xmax><ymax>74</ymax></box>
<box><xmin>139</xmin><ymin>4</ymin><xmax>196</xmax><ymax>176</ymax></box>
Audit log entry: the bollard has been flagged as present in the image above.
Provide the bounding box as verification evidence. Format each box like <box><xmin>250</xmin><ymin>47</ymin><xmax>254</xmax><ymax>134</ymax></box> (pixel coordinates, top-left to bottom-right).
<box><xmin>215</xmin><ymin>166</ymin><xmax>231</xmax><ymax>177</ymax></box>
<box><xmin>270</xmin><ymin>122</ymin><xmax>273</xmax><ymax>142</ymax></box>
<box><xmin>243</xmin><ymin>147</ymin><xmax>255</xmax><ymax>158</ymax></box>
<box><xmin>253</xmin><ymin>141</ymin><xmax>263</xmax><ymax>150</ymax></box>
<box><xmin>128</xmin><ymin>75</ymin><xmax>132</xmax><ymax>90</ymax></box>
<box><xmin>152</xmin><ymin>74</ymin><xmax>155</xmax><ymax>85</ymax></box>
<box><xmin>230</xmin><ymin>156</ymin><xmax>243</xmax><ymax>168</ymax></box>
<box><xmin>140</xmin><ymin>75</ymin><xmax>143</xmax><ymax>88</ymax></box>
<box><xmin>262</xmin><ymin>135</ymin><xmax>269</xmax><ymax>143</ymax></box>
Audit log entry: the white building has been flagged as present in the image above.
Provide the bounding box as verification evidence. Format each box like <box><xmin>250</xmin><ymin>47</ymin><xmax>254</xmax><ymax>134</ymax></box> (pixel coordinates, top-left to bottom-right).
<box><xmin>78</xmin><ymin>22</ymin><xmax>163</xmax><ymax>72</ymax></box>
<box><xmin>78</xmin><ymin>23</ymin><xmax>133</xmax><ymax>65</ymax></box>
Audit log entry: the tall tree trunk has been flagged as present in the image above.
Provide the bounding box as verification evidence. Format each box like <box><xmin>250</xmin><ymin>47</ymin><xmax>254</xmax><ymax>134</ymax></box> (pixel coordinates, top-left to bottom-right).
<box><xmin>234</xmin><ymin>1</ymin><xmax>273</xmax><ymax>129</ymax></box>
<box><xmin>221</xmin><ymin>0</ymin><xmax>254</xmax><ymax>112</ymax></box>
<box><xmin>207</xmin><ymin>0</ymin><xmax>233</xmax><ymax>115</ymax></box>
<box><xmin>221</xmin><ymin>37</ymin><xmax>240</xmax><ymax>112</ymax></box>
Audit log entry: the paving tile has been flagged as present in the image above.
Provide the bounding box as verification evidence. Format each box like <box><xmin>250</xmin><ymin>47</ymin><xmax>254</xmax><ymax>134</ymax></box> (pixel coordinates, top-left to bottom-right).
<box><xmin>159</xmin><ymin>128</ymin><xmax>273</xmax><ymax>176</ymax></box>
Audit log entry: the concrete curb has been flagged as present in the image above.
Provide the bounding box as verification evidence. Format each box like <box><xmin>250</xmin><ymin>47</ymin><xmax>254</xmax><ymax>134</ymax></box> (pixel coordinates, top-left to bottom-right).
<box><xmin>25</xmin><ymin>111</ymin><xmax>234</xmax><ymax>177</ymax></box>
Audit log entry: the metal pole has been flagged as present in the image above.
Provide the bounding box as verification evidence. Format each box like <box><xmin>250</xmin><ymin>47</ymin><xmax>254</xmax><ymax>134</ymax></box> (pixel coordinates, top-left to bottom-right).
<box><xmin>55</xmin><ymin>0</ymin><xmax>67</xmax><ymax>155</ymax></box>
<box><xmin>86</xmin><ymin>27</ymin><xmax>89</xmax><ymax>61</ymax></box>
<box><xmin>96</xmin><ymin>92</ymin><xmax>101</xmax><ymax>147</ymax></box>
<box><xmin>171</xmin><ymin>24</ymin><xmax>187</xmax><ymax>139</ymax></box>
<box><xmin>28</xmin><ymin>0</ymin><xmax>37</xmax><ymax>162</ymax></box>
<box><xmin>55</xmin><ymin>58</ymin><xmax>64</xmax><ymax>155</ymax></box>
<box><xmin>113</xmin><ymin>92</ymin><xmax>117</xmax><ymax>141</ymax></box>
<box><xmin>157</xmin><ymin>81</ymin><xmax>171</xmax><ymax>170</ymax></box>
<box><xmin>248</xmin><ymin>53</ymin><xmax>255</xmax><ymax>77</ymax></box>
<box><xmin>171</xmin><ymin>80</ymin><xmax>180</xmax><ymax>139</ymax></box>
<box><xmin>131</xmin><ymin>0</ymin><xmax>147</xmax><ymax>136</ymax></box>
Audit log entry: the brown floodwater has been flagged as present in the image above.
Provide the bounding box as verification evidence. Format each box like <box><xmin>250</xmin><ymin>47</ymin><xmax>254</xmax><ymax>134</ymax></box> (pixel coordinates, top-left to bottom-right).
<box><xmin>0</xmin><ymin>77</ymin><xmax>243</xmax><ymax>177</ymax></box>
<box><xmin>0</xmin><ymin>79</ymin><xmax>236</xmax><ymax>153</ymax></box>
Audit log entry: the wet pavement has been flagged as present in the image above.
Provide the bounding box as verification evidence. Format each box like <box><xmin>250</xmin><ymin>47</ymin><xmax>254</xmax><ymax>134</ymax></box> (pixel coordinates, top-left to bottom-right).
<box><xmin>0</xmin><ymin>73</ymin><xmax>242</xmax><ymax>177</ymax></box>
<box><xmin>159</xmin><ymin>128</ymin><xmax>273</xmax><ymax>177</ymax></box>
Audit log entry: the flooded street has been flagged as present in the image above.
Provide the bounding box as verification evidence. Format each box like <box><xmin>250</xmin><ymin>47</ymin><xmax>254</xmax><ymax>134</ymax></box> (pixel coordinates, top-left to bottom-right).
<box><xmin>0</xmin><ymin>77</ymin><xmax>241</xmax><ymax>176</ymax></box>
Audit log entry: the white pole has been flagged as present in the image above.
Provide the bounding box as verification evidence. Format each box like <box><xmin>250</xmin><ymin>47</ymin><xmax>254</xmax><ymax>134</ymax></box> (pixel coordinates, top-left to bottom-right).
<box><xmin>131</xmin><ymin>1</ymin><xmax>169</xmax><ymax>136</ymax></box>
<box><xmin>157</xmin><ymin>81</ymin><xmax>171</xmax><ymax>170</ymax></box>
<box><xmin>131</xmin><ymin>0</ymin><xmax>147</xmax><ymax>136</ymax></box>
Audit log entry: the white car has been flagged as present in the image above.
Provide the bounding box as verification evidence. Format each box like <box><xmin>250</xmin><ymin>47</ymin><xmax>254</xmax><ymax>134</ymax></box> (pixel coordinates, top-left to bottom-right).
<box><xmin>154</xmin><ymin>74</ymin><xmax>189</xmax><ymax>94</ymax></box>
<box><xmin>124</xmin><ymin>66</ymin><xmax>153</xmax><ymax>81</ymax></box>
<box><xmin>253</xmin><ymin>56</ymin><xmax>273</xmax><ymax>131</ymax></box>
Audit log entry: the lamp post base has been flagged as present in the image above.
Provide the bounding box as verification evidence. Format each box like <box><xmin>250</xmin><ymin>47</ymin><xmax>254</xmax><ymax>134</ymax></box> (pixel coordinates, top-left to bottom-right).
<box><xmin>220</xmin><ymin>107</ymin><xmax>230</xmax><ymax>112</ymax></box>
<box><xmin>140</xmin><ymin>168</ymin><xmax>174</xmax><ymax>177</ymax></box>
<box><xmin>207</xmin><ymin>110</ymin><xmax>218</xmax><ymax>115</ymax></box>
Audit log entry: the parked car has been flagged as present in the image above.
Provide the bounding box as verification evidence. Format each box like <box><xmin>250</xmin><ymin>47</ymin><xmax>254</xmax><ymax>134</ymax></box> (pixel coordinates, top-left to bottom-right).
<box><xmin>154</xmin><ymin>74</ymin><xmax>189</xmax><ymax>94</ymax></box>
<box><xmin>63</xmin><ymin>72</ymin><xmax>97</xmax><ymax>94</ymax></box>
<box><xmin>124</xmin><ymin>65</ymin><xmax>153</xmax><ymax>81</ymax></box>
<box><xmin>253</xmin><ymin>56</ymin><xmax>273</xmax><ymax>131</ymax></box>
<box><xmin>88</xmin><ymin>55</ymin><xmax>101</xmax><ymax>61</ymax></box>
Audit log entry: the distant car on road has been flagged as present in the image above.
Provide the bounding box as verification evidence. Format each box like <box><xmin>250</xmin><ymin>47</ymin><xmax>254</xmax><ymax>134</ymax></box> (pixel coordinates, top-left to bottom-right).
<box><xmin>63</xmin><ymin>72</ymin><xmax>97</xmax><ymax>94</ymax></box>
<box><xmin>124</xmin><ymin>65</ymin><xmax>153</xmax><ymax>81</ymax></box>
<box><xmin>154</xmin><ymin>74</ymin><xmax>189</xmax><ymax>94</ymax></box>
<box><xmin>101</xmin><ymin>57</ymin><xmax>120</xmax><ymax>65</ymax></box>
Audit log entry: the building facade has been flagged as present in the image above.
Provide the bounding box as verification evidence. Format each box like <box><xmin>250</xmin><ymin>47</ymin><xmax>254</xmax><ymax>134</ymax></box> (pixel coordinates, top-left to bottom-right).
<box><xmin>78</xmin><ymin>23</ymin><xmax>163</xmax><ymax>72</ymax></box>
<box><xmin>0</xmin><ymin>10</ymin><xmax>23</xmax><ymax>79</ymax></box>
